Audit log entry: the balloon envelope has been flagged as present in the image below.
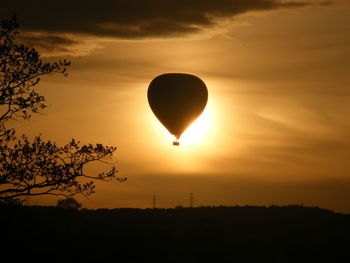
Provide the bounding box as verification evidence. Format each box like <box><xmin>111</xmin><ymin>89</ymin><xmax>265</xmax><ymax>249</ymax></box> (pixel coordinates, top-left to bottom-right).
<box><xmin>148</xmin><ymin>73</ymin><xmax>208</xmax><ymax>142</ymax></box>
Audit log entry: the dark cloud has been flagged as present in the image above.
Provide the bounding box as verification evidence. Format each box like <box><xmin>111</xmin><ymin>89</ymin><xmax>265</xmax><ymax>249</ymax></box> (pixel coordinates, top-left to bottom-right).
<box><xmin>19</xmin><ymin>34</ymin><xmax>80</xmax><ymax>52</ymax></box>
<box><xmin>15</xmin><ymin>32</ymin><xmax>99</xmax><ymax>57</ymax></box>
<box><xmin>0</xmin><ymin>0</ymin><xmax>327</xmax><ymax>39</ymax></box>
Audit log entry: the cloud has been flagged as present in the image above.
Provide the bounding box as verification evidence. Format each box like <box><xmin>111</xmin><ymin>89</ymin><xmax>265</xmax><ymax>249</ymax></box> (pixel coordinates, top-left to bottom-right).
<box><xmin>18</xmin><ymin>32</ymin><xmax>102</xmax><ymax>57</ymax></box>
<box><xmin>18</xmin><ymin>33</ymin><xmax>79</xmax><ymax>55</ymax></box>
<box><xmin>1</xmin><ymin>0</ymin><xmax>328</xmax><ymax>39</ymax></box>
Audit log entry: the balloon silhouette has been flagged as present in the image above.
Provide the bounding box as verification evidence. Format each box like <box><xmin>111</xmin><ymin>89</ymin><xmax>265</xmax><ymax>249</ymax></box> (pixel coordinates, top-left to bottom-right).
<box><xmin>148</xmin><ymin>73</ymin><xmax>208</xmax><ymax>146</ymax></box>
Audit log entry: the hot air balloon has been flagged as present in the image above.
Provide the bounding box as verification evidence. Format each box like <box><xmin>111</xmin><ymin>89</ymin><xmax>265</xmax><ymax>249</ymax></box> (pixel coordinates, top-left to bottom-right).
<box><xmin>148</xmin><ymin>73</ymin><xmax>208</xmax><ymax>146</ymax></box>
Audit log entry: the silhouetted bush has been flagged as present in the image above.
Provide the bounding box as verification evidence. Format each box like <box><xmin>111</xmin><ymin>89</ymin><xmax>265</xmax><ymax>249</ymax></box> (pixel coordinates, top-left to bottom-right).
<box><xmin>56</xmin><ymin>197</ymin><xmax>82</xmax><ymax>210</ymax></box>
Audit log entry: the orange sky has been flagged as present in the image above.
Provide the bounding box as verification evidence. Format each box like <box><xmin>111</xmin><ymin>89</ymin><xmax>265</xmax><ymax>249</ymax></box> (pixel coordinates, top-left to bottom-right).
<box><xmin>4</xmin><ymin>0</ymin><xmax>350</xmax><ymax>212</ymax></box>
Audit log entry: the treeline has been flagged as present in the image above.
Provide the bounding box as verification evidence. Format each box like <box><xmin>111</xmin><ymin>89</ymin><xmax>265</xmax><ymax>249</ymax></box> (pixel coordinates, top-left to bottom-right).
<box><xmin>1</xmin><ymin>204</ymin><xmax>349</xmax><ymax>263</ymax></box>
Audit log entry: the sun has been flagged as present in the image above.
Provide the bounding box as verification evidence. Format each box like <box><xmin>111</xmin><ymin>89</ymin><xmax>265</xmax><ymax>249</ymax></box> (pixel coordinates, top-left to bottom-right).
<box><xmin>178</xmin><ymin>106</ymin><xmax>211</xmax><ymax>146</ymax></box>
<box><xmin>152</xmin><ymin>104</ymin><xmax>212</xmax><ymax>147</ymax></box>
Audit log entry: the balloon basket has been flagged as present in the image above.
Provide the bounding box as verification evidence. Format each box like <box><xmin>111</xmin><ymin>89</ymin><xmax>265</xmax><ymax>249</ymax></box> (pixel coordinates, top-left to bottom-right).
<box><xmin>173</xmin><ymin>140</ymin><xmax>180</xmax><ymax>146</ymax></box>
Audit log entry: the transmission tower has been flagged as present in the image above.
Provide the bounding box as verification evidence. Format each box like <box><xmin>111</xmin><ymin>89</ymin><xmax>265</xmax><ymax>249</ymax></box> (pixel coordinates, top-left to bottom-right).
<box><xmin>190</xmin><ymin>192</ymin><xmax>194</xmax><ymax>208</ymax></box>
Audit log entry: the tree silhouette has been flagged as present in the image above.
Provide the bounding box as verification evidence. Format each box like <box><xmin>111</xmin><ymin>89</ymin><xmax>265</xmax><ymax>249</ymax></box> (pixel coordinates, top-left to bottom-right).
<box><xmin>56</xmin><ymin>197</ymin><xmax>82</xmax><ymax>210</ymax></box>
<box><xmin>0</xmin><ymin>15</ymin><xmax>125</xmax><ymax>201</ymax></box>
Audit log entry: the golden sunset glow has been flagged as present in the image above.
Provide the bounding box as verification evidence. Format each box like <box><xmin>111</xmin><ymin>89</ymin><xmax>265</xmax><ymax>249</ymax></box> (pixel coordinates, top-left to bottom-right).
<box><xmin>159</xmin><ymin>106</ymin><xmax>212</xmax><ymax>147</ymax></box>
<box><xmin>3</xmin><ymin>0</ymin><xmax>350</xmax><ymax>213</ymax></box>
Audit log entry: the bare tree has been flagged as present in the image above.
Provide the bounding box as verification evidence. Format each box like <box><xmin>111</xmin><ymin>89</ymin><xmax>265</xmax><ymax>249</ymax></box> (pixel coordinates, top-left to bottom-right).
<box><xmin>0</xmin><ymin>15</ymin><xmax>125</xmax><ymax>201</ymax></box>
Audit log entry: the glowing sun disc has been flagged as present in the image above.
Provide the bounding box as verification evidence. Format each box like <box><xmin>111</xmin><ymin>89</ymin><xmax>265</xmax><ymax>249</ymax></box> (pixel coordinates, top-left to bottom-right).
<box><xmin>179</xmin><ymin>107</ymin><xmax>211</xmax><ymax>146</ymax></box>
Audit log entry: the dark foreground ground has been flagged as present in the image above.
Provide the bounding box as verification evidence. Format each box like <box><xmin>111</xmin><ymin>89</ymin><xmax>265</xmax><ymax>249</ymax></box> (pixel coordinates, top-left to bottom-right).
<box><xmin>1</xmin><ymin>204</ymin><xmax>349</xmax><ymax>263</ymax></box>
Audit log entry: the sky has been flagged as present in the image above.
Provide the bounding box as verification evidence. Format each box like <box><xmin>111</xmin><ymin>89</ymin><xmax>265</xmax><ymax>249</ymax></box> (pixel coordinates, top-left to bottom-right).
<box><xmin>1</xmin><ymin>0</ymin><xmax>350</xmax><ymax>212</ymax></box>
